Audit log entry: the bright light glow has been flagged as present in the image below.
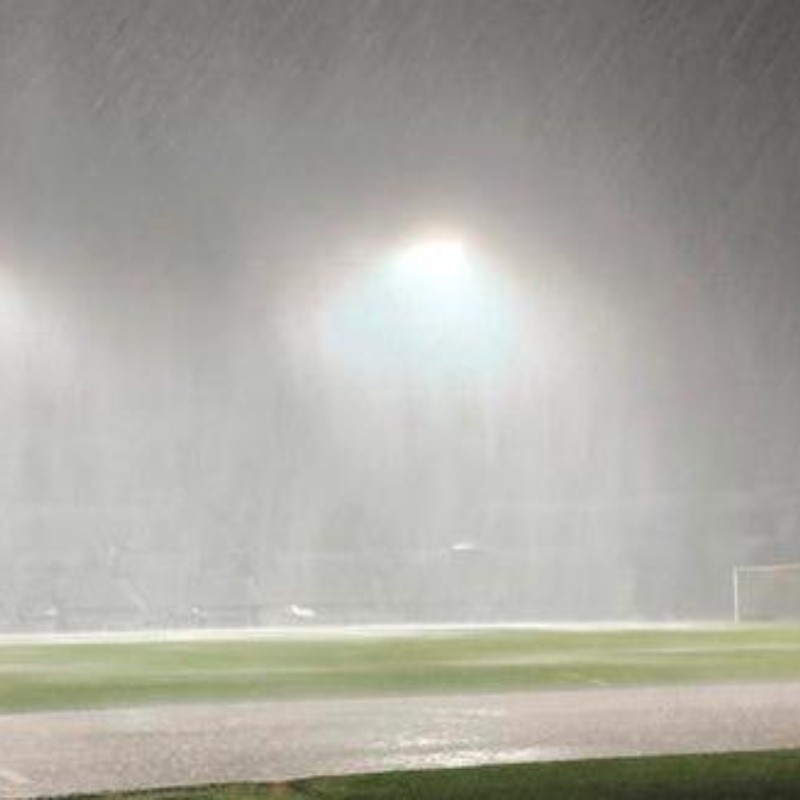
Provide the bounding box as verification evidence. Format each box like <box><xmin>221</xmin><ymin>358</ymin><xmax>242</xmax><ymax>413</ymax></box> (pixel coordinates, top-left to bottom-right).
<box><xmin>321</xmin><ymin>233</ymin><xmax>518</xmax><ymax>383</ymax></box>
<box><xmin>0</xmin><ymin>272</ymin><xmax>35</xmax><ymax>347</ymax></box>
<box><xmin>388</xmin><ymin>238</ymin><xmax>480</xmax><ymax>315</ymax></box>
<box><xmin>394</xmin><ymin>238</ymin><xmax>471</xmax><ymax>280</ymax></box>
<box><xmin>0</xmin><ymin>265</ymin><xmax>74</xmax><ymax>378</ymax></box>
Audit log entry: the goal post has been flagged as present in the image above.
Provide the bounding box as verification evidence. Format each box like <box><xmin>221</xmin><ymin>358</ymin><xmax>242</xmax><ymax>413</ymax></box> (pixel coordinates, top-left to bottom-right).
<box><xmin>732</xmin><ymin>562</ymin><xmax>800</xmax><ymax>623</ymax></box>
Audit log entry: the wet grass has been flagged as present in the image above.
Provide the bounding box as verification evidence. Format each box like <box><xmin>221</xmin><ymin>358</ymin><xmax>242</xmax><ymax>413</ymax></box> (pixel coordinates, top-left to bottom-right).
<box><xmin>3</xmin><ymin>626</ymin><xmax>800</xmax><ymax>712</ymax></box>
<box><xmin>67</xmin><ymin>750</ymin><xmax>800</xmax><ymax>799</ymax></box>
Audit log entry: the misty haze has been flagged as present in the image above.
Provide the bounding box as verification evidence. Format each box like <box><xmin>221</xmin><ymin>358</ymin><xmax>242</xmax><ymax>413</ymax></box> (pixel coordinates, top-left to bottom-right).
<box><xmin>2</xmin><ymin>0</ymin><xmax>800</xmax><ymax>633</ymax></box>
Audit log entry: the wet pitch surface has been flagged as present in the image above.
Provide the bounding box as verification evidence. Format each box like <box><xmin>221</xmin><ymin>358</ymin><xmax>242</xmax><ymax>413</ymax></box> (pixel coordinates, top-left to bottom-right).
<box><xmin>2</xmin><ymin>682</ymin><xmax>800</xmax><ymax>797</ymax></box>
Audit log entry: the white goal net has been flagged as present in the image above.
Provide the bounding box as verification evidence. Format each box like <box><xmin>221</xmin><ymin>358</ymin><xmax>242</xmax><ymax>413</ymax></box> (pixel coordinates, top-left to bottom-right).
<box><xmin>733</xmin><ymin>562</ymin><xmax>800</xmax><ymax>622</ymax></box>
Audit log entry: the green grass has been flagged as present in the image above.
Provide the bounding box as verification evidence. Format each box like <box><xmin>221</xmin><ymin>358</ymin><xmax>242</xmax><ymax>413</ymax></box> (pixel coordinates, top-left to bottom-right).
<box><xmin>66</xmin><ymin>750</ymin><xmax>800</xmax><ymax>799</ymax></box>
<box><xmin>4</xmin><ymin>626</ymin><xmax>800</xmax><ymax>713</ymax></box>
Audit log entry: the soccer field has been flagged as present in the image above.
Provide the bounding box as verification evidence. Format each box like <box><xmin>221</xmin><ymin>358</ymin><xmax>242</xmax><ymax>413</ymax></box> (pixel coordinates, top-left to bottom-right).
<box><xmin>3</xmin><ymin>625</ymin><xmax>800</xmax><ymax>713</ymax></box>
<box><xmin>67</xmin><ymin>750</ymin><xmax>800</xmax><ymax>800</ymax></box>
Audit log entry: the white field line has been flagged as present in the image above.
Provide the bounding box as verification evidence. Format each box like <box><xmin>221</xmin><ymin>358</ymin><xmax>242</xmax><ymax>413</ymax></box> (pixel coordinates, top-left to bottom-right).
<box><xmin>0</xmin><ymin>621</ymin><xmax>739</xmax><ymax>647</ymax></box>
<box><xmin>0</xmin><ymin>768</ymin><xmax>30</xmax><ymax>787</ymax></box>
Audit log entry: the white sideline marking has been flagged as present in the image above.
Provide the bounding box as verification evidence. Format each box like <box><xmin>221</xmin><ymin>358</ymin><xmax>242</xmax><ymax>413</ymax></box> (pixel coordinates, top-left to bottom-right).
<box><xmin>0</xmin><ymin>768</ymin><xmax>30</xmax><ymax>786</ymax></box>
<box><xmin>0</xmin><ymin>621</ymin><xmax>734</xmax><ymax>647</ymax></box>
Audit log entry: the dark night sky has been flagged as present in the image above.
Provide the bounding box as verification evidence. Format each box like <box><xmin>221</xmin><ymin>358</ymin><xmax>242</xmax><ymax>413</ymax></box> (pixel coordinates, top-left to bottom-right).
<box><xmin>1</xmin><ymin>0</ymin><xmax>800</xmax><ymax>510</ymax></box>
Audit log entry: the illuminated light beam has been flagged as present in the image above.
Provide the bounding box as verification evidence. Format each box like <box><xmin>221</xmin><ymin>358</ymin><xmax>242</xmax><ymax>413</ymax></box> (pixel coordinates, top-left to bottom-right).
<box><xmin>320</xmin><ymin>234</ymin><xmax>519</xmax><ymax>383</ymax></box>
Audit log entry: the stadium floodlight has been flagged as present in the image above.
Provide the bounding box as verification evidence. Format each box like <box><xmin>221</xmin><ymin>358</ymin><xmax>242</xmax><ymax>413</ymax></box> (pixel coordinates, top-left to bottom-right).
<box><xmin>385</xmin><ymin>235</ymin><xmax>481</xmax><ymax>321</ymax></box>
<box><xmin>0</xmin><ymin>273</ymin><xmax>30</xmax><ymax>343</ymax></box>
<box><xmin>321</xmin><ymin>233</ymin><xmax>517</xmax><ymax>381</ymax></box>
<box><xmin>732</xmin><ymin>562</ymin><xmax>800</xmax><ymax>623</ymax></box>
<box><xmin>0</xmin><ymin>269</ymin><xmax>42</xmax><ymax>368</ymax></box>
<box><xmin>393</xmin><ymin>237</ymin><xmax>473</xmax><ymax>284</ymax></box>
<box><xmin>0</xmin><ymin>267</ymin><xmax>75</xmax><ymax>380</ymax></box>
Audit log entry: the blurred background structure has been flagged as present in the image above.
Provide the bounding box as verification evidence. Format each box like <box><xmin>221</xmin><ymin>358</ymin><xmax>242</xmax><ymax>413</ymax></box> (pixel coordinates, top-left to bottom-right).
<box><xmin>1</xmin><ymin>488</ymin><xmax>798</xmax><ymax>628</ymax></box>
<box><xmin>2</xmin><ymin>1</ymin><xmax>800</xmax><ymax>629</ymax></box>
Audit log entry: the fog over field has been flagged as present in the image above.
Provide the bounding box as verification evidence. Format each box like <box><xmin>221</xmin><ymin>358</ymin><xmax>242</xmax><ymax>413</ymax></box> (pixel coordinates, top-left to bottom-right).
<box><xmin>1</xmin><ymin>1</ymin><xmax>799</xmax><ymax>629</ymax></box>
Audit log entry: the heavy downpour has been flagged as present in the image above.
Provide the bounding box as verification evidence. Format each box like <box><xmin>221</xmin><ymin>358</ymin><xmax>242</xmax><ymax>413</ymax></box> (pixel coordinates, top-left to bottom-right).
<box><xmin>1</xmin><ymin>0</ymin><xmax>800</xmax><ymax>633</ymax></box>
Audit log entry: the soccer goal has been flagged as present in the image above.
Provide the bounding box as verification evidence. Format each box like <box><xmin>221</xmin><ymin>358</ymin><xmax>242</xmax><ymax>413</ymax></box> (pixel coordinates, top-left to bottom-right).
<box><xmin>732</xmin><ymin>562</ymin><xmax>800</xmax><ymax>622</ymax></box>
